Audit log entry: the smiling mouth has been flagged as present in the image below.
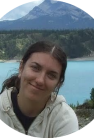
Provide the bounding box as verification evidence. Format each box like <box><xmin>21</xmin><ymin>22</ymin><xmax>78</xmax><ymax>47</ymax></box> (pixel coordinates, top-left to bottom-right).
<box><xmin>29</xmin><ymin>83</ymin><xmax>44</xmax><ymax>91</ymax></box>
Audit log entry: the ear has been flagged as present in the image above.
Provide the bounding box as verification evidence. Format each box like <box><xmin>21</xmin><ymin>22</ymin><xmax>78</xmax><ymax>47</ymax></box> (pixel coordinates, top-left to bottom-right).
<box><xmin>18</xmin><ymin>60</ymin><xmax>24</xmax><ymax>78</ymax></box>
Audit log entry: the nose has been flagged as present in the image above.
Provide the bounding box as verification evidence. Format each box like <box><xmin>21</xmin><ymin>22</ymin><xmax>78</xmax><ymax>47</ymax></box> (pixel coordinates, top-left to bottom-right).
<box><xmin>35</xmin><ymin>72</ymin><xmax>45</xmax><ymax>86</ymax></box>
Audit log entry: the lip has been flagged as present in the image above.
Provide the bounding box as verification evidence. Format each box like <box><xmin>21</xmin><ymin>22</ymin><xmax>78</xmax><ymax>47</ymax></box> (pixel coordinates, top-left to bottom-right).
<box><xmin>29</xmin><ymin>83</ymin><xmax>44</xmax><ymax>91</ymax></box>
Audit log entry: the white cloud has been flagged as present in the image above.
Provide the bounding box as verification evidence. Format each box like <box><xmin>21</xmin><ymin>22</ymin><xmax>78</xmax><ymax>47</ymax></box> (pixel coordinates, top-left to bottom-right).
<box><xmin>0</xmin><ymin>0</ymin><xmax>44</xmax><ymax>21</ymax></box>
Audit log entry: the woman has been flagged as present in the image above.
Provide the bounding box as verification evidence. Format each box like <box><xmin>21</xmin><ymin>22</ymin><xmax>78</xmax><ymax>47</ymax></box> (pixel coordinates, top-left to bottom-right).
<box><xmin>0</xmin><ymin>41</ymin><xmax>78</xmax><ymax>138</ymax></box>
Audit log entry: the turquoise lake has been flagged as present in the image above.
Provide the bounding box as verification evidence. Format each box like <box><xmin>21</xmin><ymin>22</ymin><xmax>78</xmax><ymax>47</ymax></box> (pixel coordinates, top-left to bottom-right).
<box><xmin>0</xmin><ymin>61</ymin><xmax>94</xmax><ymax>105</ymax></box>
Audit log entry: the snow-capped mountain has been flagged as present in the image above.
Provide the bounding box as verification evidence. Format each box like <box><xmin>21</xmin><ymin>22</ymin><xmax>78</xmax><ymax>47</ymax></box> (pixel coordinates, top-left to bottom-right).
<box><xmin>0</xmin><ymin>0</ymin><xmax>94</xmax><ymax>30</ymax></box>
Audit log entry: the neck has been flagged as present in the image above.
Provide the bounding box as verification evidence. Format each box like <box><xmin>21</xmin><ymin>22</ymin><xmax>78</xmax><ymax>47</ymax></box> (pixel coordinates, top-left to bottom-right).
<box><xmin>17</xmin><ymin>92</ymin><xmax>49</xmax><ymax>117</ymax></box>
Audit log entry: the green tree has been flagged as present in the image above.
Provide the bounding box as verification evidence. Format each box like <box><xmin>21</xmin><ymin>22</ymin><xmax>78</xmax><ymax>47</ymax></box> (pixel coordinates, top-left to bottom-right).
<box><xmin>90</xmin><ymin>88</ymin><xmax>94</xmax><ymax>108</ymax></box>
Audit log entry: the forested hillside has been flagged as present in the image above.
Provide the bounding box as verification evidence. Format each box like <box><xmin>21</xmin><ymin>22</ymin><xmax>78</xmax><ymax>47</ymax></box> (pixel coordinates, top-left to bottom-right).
<box><xmin>0</xmin><ymin>29</ymin><xmax>94</xmax><ymax>60</ymax></box>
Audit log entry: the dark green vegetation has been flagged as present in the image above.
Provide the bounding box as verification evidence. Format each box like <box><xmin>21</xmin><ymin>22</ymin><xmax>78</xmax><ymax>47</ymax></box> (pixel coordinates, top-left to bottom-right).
<box><xmin>0</xmin><ymin>29</ymin><xmax>94</xmax><ymax>60</ymax></box>
<box><xmin>90</xmin><ymin>88</ymin><xmax>94</xmax><ymax>107</ymax></box>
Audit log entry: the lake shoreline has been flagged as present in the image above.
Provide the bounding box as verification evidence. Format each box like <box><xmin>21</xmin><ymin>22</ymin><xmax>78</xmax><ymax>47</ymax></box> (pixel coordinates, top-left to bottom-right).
<box><xmin>0</xmin><ymin>59</ymin><xmax>20</xmax><ymax>63</ymax></box>
<box><xmin>68</xmin><ymin>56</ymin><xmax>94</xmax><ymax>61</ymax></box>
<box><xmin>0</xmin><ymin>56</ymin><xmax>94</xmax><ymax>63</ymax></box>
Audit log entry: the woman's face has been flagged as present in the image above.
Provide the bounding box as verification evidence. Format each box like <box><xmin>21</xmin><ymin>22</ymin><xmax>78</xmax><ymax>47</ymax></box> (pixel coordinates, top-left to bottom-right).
<box><xmin>18</xmin><ymin>52</ymin><xmax>62</xmax><ymax>102</ymax></box>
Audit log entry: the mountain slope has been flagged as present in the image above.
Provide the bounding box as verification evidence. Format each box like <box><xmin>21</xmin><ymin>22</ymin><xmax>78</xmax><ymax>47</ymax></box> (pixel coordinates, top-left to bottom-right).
<box><xmin>0</xmin><ymin>0</ymin><xmax>94</xmax><ymax>30</ymax></box>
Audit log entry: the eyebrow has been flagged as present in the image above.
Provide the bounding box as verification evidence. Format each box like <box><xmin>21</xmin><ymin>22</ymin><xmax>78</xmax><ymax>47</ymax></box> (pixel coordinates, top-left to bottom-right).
<box><xmin>31</xmin><ymin>62</ymin><xmax>59</xmax><ymax>75</ymax></box>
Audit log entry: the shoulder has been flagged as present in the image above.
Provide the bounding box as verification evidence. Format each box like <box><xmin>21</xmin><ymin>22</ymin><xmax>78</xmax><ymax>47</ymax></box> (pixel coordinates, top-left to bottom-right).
<box><xmin>52</xmin><ymin>95</ymin><xmax>78</xmax><ymax>121</ymax></box>
<box><xmin>0</xmin><ymin>87</ymin><xmax>16</xmax><ymax>127</ymax></box>
<box><xmin>50</xmin><ymin>95</ymin><xmax>79</xmax><ymax>137</ymax></box>
<box><xmin>0</xmin><ymin>87</ymin><xmax>13</xmax><ymax>111</ymax></box>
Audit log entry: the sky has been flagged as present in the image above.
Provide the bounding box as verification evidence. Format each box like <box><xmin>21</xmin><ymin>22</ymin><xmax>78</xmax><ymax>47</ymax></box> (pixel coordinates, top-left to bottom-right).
<box><xmin>0</xmin><ymin>0</ymin><xmax>44</xmax><ymax>20</ymax></box>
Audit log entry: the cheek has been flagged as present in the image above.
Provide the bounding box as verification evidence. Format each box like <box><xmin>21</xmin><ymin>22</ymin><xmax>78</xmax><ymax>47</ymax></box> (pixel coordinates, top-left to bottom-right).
<box><xmin>47</xmin><ymin>80</ymin><xmax>58</xmax><ymax>91</ymax></box>
<box><xmin>22</xmin><ymin>70</ymin><xmax>37</xmax><ymax>82</ymax></box>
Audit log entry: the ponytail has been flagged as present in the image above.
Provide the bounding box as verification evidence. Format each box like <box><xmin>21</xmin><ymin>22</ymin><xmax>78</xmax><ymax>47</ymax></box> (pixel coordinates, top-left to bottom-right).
<box><xmin>0</xmin><ymin>74</ymin><xmax>20</xmax><ymax>93</ymax></box>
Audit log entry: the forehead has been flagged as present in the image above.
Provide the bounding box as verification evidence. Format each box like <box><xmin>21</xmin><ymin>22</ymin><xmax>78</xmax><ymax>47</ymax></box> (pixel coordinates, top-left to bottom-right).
<box><xmin>27</xmin><ymin>52</ymin><xmax>62</xmax><ymax>71</ymax></box>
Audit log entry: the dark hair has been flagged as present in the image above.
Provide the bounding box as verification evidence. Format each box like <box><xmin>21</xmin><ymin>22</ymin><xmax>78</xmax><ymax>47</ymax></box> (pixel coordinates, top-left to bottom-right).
<box><xmin>1</xmin><ymin>41</ymin><xmax>67</xmax><ymax>94</ymax></box>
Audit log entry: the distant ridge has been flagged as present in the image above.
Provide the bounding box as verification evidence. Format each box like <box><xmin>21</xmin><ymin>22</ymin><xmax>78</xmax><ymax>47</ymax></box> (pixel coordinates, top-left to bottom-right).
<box><xmin>0</xmin><ymin>0</ymin><xmax>94</xmax><ymax>30</ymax></box>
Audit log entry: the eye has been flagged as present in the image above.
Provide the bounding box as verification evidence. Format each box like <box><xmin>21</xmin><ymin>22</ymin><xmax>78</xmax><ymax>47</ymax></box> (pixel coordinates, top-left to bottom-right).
<box><xmin>48</xmin><ymin>73</ymin><xmax>57</xmax><ymax>80</ymax></box>
<box><xmin>31</xmin><ymin>65</ymin><xmax>39</xmax><ymax>72</ymax></box>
